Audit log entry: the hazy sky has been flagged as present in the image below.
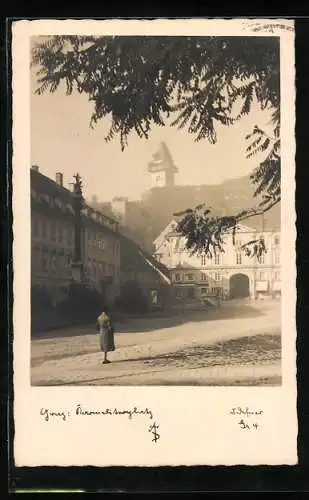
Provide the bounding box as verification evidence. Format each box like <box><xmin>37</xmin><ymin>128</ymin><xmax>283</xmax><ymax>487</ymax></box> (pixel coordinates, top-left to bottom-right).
<box><xmin>31</xmin><ymin>62</ymin><xmax>273</xmax><ymax>203</ymax></box>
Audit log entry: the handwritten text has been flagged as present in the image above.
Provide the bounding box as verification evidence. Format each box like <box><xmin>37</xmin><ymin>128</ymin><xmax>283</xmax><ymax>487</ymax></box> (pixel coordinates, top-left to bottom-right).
<box><xmin>229</xmin><ymin>406</ymin><xmax>263</xmax><ymax>432</ymax></box>
<box><xmin>242</xmin><ymin>22</ymin><xmax>294</xmax><ymax>33</ymax></box>
<box><xmin>39</xmin><ymin>404</ymin><xmax>156</xmax><ymax>442</ymax></box>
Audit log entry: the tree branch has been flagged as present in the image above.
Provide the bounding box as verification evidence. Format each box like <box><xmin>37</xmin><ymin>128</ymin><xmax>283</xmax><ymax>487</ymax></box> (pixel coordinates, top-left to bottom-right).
<box><xmin>235</xmin><ymin>197</ymin><xmax>280</xmax><ymax>224</ymax></box>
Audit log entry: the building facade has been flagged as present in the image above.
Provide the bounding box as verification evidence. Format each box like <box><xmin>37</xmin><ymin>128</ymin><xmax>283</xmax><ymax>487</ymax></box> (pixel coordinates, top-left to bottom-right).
<box><xmin>31</xmin><ymin>166</ymin><xmax>121</xmax><ymax>304</ymax></box>
<box><xmin>82</xmin><ymin>206</ymin><xmax>121</xmax><ymax>305</ymax></box>
<box><xmin>153</xmin><ymin>220</ymin><xmax>281</xmax><ymax>301</ymax></box>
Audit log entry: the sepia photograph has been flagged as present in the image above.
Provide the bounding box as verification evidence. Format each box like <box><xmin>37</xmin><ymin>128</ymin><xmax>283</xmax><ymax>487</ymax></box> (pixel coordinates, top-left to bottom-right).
<box><xmin>12</xmin><ymin>18</ymin><xmax>297</xmax><ymax>469</ymax></box>
<box><xmin>29</xmin><ymin>33</ymin><xmax>282</xmax><ymax>387</ymax></box>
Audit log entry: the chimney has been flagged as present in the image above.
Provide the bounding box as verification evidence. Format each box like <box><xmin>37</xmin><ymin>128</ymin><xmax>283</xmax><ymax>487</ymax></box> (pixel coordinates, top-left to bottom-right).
<box><xmin>31</xmin><ymin>165</ymin><xmax>39</xmax><ymax>172</ymax></box>
<box><xmin>55</xmin><ymin>172</ymin><xmax>63</xmax><ymax>187</ymax></box>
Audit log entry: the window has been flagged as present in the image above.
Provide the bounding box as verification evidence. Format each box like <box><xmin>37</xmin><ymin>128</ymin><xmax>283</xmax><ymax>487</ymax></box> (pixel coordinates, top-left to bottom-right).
<box><xmin>108</xmin><ymin>263</ymin><xmax>114</xmax><ymax>276</ymax></box>
<box><xmin>42</xmin><ymin>250</ymin><xmax>48</xmax><ymax>272</ymax></box>
<box><xmin>34</xmin><ymin>246</ymin><xmax>41</xmax><ymax>272</ymax></box>
<box><xmin>175</xmin><ymin>273</ymin><xmax>181</xmax><ymax>282</ymax></box>
<box><xmin>57</xmin><ymin>226</ymin><xmax>63</xmax><ymax>243</ymax></box>
<box><xmin>51</xmin><ymin>223</ymin><xmax>56</xmax><ymax>241</ymax></box>
<box><xmin>33</xmin><ymin>218</ymin><xmax>39</xmax><ymax>237</ymax></box>
<box><xmin>187</xmin><ymin>288</ymin><xmax>195</xmax><ymax>298</ymax></box>
<box><xmin>68</xmin><ymin>229</ymin><xmax>73</xmax><ymax>245</ymax></box>
<box><xmin>41</xmin><ymin>194</ymin><xmax>50</xmax><ymax>204</ymax></box>
<box><xmin>186</xmin><ymin>273</ymin><xmax>194</xmax><ymax>281</ymax></box>
<box><xmin>201</xmin><ymin>255</ymin><xmax>207</xmax><ymax>266</ymax></box>
<box><xmin>275</xmin><ymin>252</ymin><xmax>280</xmax><ymax>265</ymax></box>
<box><xmin>274</xmin><ymin>235</ymin><xmax>280</xmax><ymax>245</ymax></box>
<box><xmin>58</xmin><ymin>253</ymin><xmax>64</xmax><ymax>275</ymax></box>
<box><xmin>51</xmin><ymin>253</ymin><xmax>57</xmax><ymax>274</ymax></box>
<box><xmin>66</xmin><ymin>254</ymin><xmax>72</xmax><ymax>275</ymax></box>
<box><xmin>236</xmin><ymin>252</ymin><xmax>242</xmax><ymax>265</ymax></box>
<box><xmin>259</xmin><ymin>254</ymin><xmax>265</xmax><ymax>264</ymax></box>
<box><xmin>275</xmin><ymin>271</ymin><xmax>281</xmax><ymax>281</ymax></box>
<box><xmin>41</xmin><ymin>220</ymin><xmax>47</xmax><ymax>239</ymax></box>
<box><xmin>201</xmin><ymin>286</ymin><xmax>209</xmax><ymax>295</ymax></box>
<box><xmin>201</xmin><ymin>272</ymin><xmax>207</xmax><ymax>281</ymax></box>
<box><xmin>151</xmin><ymin>290</ymin><xmax>158</xmax><ymax>305</ymax></box>
<box><xmin>215</xmin><ymin>254</ymin><xmax>220</xmax><ymax>265</ymax></box>
<box><xmin>215</xmin><ymin>272</ymin><xmax>221</xmax><ymax>282</ymax></box>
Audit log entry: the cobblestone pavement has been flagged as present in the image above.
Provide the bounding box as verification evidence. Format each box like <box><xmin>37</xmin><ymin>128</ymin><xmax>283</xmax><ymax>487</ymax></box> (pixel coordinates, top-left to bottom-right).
<box><xmin>31</xmin><ymin>299</ymin><xmax>281</xmax><ymax>386</ymax></box>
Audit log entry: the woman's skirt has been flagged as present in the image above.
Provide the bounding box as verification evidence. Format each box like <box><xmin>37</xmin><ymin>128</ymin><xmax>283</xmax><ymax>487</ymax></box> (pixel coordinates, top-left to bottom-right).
<box><xmin>99</xmin><ymin>327</ymin><xmax>115</xmax><ymax>352</ymax></box>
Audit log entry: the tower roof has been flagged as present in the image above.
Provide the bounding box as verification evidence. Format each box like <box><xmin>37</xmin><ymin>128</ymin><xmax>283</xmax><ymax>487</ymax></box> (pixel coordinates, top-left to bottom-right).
<box><xmin>148</xmin><ymin>142</ymin><xmax>178</xmax><ymax>173</ymax></box>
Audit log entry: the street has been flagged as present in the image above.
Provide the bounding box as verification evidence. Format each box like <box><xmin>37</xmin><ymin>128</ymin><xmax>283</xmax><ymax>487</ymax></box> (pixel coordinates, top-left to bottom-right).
<box><xmin>31</xmin><ymin>299</ymin><xmax>281</xmax><ymax>386</ymax></box>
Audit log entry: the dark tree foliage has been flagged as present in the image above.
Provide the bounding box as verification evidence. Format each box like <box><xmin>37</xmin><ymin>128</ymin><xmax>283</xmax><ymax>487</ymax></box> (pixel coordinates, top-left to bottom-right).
<box><xmin>32</xmin><ymin>35</ymin><xmax>280</xmax><ymax>258</ymax></box>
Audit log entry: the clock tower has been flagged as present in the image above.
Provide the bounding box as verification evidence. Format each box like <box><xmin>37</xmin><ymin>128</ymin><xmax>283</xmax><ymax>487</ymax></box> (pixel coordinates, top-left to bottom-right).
<box><xmin>148</xmin><ymin>142</ymin><xmax>178</xmax><ymax>188</ymax></box>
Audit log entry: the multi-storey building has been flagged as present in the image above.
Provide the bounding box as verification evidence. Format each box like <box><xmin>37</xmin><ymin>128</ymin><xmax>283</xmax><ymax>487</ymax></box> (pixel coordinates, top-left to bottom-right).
<box><xmin>153</xmin><ymin>220</ymin><xmax>281</xmax><ymax>301</ymax></box>
<box><xmin>82</xmin><ymin>206</ymin><xmax>120</xmax><ymax>304</ymax></box>
<box><xmin>31</xmin><ymin>166</ymin><xmax>121</xmax><ymax>304</ymax></box>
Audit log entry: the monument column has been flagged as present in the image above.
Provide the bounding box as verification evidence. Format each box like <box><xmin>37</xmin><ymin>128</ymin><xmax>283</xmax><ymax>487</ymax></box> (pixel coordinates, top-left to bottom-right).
<box><xmin>71</xmin><ymin>173</ymin><xmax>85</xmax><ymax>283</ymax></box>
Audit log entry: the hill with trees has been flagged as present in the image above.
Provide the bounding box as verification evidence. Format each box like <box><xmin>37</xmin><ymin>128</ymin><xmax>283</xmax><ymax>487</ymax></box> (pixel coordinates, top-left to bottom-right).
<box><xmin>88</xmin><ymin>174</ymin><xmax>280</xmax><ymax>253</ymax></box>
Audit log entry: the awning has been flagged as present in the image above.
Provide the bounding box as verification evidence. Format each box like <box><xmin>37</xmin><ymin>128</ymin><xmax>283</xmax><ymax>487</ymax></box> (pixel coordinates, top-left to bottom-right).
<box><xmin>256</xmin><ymin>281</ymin><xmax>268</xmax><ymax>292</ymax></box>
<box><xmin>272</xmin><ymin>281</ymin><xmax>281</xmax><ymax>291</ymax></box>
<box><xmin>174</xmin><ymin>284</ymin><xmax>195</xmax><ymax>287</ymax></box>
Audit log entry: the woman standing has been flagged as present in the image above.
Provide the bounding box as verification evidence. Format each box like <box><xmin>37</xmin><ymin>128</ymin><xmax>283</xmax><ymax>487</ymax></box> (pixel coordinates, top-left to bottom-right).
<box><xmin>96</xmin><ymin>307</ymin><xmax>115</xmax><ymax>364</ymax></box>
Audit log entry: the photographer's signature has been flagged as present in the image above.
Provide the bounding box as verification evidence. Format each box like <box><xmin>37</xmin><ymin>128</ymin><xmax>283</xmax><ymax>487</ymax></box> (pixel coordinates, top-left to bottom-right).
<box><xmin>229</xmin><ymin>406</ymin><xmax>263</xmax><ymax>431</ymax></box>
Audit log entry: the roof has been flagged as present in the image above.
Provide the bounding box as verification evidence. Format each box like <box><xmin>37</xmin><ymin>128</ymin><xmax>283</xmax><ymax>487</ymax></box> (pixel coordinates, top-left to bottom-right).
<box><xmin>31</xmin><ymin>168</ymin><xmax>120</xmax><ymax>237</ymax></box>
<box><xmin>154</xmin><ymin>220</ymin><xmax>280</xmax><ymax>250</ymax></box>
<box><xmin>31</xmin><ymin>168</ymin><xmax>73</xmax><ymax>203</ymax></box>
<box><xmin>118</xmin><ymin>232</ymin><xmax>171</xmax><ymax>284</ymax></box>
<box><xmin>148</xmin><ymin>142</ymin><xmax>178</xmax><ymax>174</ymax></box>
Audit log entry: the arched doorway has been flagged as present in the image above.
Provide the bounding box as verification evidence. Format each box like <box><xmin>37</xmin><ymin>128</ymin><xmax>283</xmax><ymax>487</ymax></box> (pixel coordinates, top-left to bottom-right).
<box><xmin>229</xmin><ymin>274</ymin><xmax>250</xmax><ymax>299</ymax></box>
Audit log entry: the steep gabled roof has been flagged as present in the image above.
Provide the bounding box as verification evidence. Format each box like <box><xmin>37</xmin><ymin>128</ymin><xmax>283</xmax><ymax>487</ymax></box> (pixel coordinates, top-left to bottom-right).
<box><xmin>118</xmin><ymin>232</ymin><xmax>171</xmax><ymax>285</ymax></box>
<box><xmin>153</xmin><ymin>219</ymin><xmax>179</xmax><ymax>247</ymax></box>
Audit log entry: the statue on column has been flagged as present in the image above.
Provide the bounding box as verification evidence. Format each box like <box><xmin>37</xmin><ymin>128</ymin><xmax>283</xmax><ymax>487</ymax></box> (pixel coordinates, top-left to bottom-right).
<box><xmin>73</xmin><ymin>173</ymin><xmax>83</xmax><ymax>196</ymax></box>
